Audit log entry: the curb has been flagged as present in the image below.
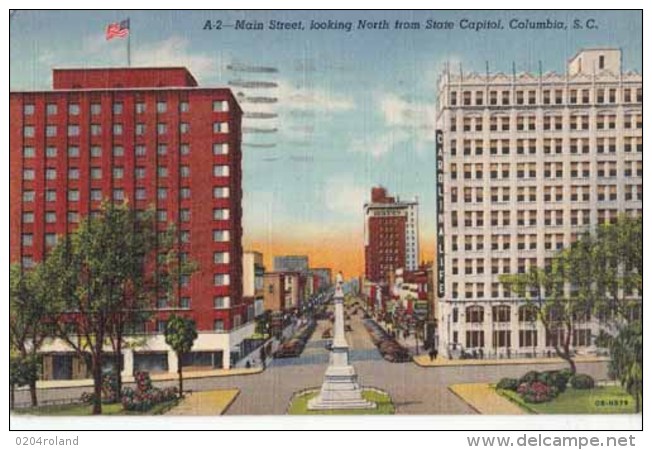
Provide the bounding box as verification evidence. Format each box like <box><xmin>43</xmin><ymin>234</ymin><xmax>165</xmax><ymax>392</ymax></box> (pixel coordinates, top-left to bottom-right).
<box><xmin>413</xmin><ymin>357</ymin><xmax>610</xmax><ymax>369</ymax></box>
<box><xmin>447</xmin><ymin>385</ymin><xmax>482</xmax><ymax>415</ymax></box>
<box><xmin>220</xmin><ymin>390</ymin><xmax>241</xmax><ymax>415</ymax></box>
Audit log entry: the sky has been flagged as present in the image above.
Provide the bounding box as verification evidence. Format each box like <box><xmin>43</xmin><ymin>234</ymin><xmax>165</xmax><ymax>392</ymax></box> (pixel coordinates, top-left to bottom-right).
<box><xmin>10</xmin><ymin>10</ymin><xmax>642</xmax><ymax>277</ymax></box>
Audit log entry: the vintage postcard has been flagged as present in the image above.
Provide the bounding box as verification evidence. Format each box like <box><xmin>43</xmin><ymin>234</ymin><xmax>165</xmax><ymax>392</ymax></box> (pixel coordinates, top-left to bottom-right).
<box><xmin>8</xmin><ymin>9</ymin><xmax>642</xmax><ymax>432</ymax></box>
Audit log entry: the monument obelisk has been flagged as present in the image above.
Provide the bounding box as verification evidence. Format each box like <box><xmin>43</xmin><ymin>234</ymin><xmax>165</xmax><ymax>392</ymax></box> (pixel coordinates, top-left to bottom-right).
<box><xmin>308</xmin><ymin>272</ymin><xmax>375</xmax><ymax>410</ymax></box>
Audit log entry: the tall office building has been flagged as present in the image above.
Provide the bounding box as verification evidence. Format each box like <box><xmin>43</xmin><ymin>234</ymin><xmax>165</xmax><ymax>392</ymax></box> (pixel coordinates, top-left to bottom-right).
<box><xmin>364</xmin><ymin>186</ymin><xmax>420</xmax><ymax>285</ymax></box>
<box><xmin>435</xmin><ymin>49</ymin><xmax>642</xmax><ymax>357</ymax></box>
<box><xmin>10</xmin><ymin>67</ymin><xmax>249</xmax><ymax>376</ymax></box>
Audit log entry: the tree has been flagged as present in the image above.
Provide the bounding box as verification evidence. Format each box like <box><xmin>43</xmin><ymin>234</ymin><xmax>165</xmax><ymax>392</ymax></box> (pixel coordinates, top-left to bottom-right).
<box><xmin>164</xmin><ymin>315</ymin><xmax>197</xmax><ymax>396</ymax></box>
<box><xmin>500</xmin><ymin>249</ymin><xmax>592</xmax><ymax>375</ymax></box>
<box><xmin>10</xmin><ymin>354</ymin><xmax>40</xmax><ymax>410</ymax></box>
<box><xmin>9</xmin><ymin>263</ymin><xmax>51</xmax><ymax>407</ymax></box>
<box><xmin>46</xmin><ymin>202</ymin><xmax>159</xmax><ymax>414</ymax></box>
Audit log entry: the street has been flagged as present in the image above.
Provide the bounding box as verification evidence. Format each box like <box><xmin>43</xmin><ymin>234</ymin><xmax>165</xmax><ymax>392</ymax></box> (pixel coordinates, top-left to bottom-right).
<box><xmin>13</xmin><ymin>306</ymin><xmax>608</xmax><ymax>415</ymax></box>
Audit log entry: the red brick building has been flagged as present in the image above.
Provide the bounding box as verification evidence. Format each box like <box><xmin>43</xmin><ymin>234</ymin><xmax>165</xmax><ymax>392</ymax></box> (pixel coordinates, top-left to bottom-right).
<box><xmin>363</xmin><ymin>187</ymin><xmax>419</xmax><ymax>285</ymax></box>
<box><xmin>10</xmin><ymin>67</ymin><xmax>250</xmax><ymax>373</ymax></box>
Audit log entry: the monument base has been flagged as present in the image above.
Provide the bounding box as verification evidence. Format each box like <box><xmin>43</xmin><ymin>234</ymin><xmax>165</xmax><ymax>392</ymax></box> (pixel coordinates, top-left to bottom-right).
<box><xmin>307</xmin><ymin>365</ymin><xmax>376</xmax><ymax>410</ymax></box>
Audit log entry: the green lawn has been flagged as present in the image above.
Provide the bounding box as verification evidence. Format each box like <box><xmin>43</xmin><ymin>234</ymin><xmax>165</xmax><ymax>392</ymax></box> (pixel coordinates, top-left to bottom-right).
<box><xmin>12</xmin><ymin>399</ymin><xmax>178</xmax><ymax>416</ymax></box>
<box><xmin>498</xmin><ymin>386</ymin><xmax>637</xmax><ymax>414</ymax></box>
<box><xmin>288</xmin><ymin>390</ymin><xmax>395</xmax><ymax>415</ymax></box>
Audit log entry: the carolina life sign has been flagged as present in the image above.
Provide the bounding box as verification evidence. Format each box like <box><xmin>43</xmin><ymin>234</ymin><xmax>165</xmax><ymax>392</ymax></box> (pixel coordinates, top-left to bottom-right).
<box><xmin>435</xmin><ymin>130</ymin><xmax>445</xmax><ymax>298</ymax></box>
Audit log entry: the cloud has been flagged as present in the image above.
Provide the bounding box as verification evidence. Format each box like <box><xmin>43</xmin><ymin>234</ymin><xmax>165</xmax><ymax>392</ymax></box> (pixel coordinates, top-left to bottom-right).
<box><xmin>322</xmin><ymin>176</ymin><xmax>368</xmax><ymax>217</ymax></box>
<box><xmin>276</xmin><ymin>80</ymin><xmax>355</xmax><ymax>112</ymax></box>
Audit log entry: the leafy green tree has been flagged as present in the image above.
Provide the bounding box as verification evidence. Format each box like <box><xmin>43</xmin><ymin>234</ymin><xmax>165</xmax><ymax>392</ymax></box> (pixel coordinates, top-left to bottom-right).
<box><xmin>10</xmin><ymin>355</ymin><xmax>40</xmax><ymax>410</ymax></box>
<box><xmin>164</xmin><ymin>315</ymin><xmax>198</xmax><ymax>396</ymax></box>
<box><xmin>9</xmin><ymin>263</ymin><xmax>50</xmax><ymax>406</ymax></box>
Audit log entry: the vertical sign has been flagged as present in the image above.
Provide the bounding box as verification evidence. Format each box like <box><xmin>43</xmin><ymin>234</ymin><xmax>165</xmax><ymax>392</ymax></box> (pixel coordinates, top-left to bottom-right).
<box><xmin>435</xmin><ymin>130</ymin><xmax>445</xmax><ymax>298</ymax></box>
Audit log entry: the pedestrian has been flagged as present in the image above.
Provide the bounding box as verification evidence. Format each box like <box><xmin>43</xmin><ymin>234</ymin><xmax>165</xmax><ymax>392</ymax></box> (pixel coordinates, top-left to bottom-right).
<box><xmin>429</xmin><ymin>348</ymin><xmax>436</xmax><ymax>361</ymax></box>
<box><xmin>434</xmin><ymin>349</ymin><xmax>438</xmax><ymax>360</ymax></box>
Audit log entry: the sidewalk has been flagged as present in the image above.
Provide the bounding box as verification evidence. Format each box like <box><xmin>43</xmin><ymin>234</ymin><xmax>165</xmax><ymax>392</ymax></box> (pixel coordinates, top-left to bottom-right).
<box><xmin>165</xmin><ymin>389</ymin><xmax>240</xmax><ymax>416</ymax></box>
<box><xmin>414</xmin><ymin>354</ymin><xmax>609</xmax><ymax>368</ymax></box>
<box><xmin>449</xmin><ymin>383</ymin><xmax>525</xmax><ymax>415</ymax></box>
<box><xmin>29</xmin><ymin>367</ymin><xmax>263</xmax><ymax>390</ymax></box>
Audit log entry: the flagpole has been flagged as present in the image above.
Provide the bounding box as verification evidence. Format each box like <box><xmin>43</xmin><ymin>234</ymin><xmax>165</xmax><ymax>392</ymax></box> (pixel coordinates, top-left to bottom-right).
<box><xmin>127</xmin><ymin>30</ymin><xmax>131</xmax><ymax>67</ymax></box>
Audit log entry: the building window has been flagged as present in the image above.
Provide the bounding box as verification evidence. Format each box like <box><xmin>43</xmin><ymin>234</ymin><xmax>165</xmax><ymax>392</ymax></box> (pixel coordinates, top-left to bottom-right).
<box><xmin>22</xmin><ymin>256</ymin><xmax>34</xmax><ymax>268</ymax></box>
<box><xmin>22</xmin><ymin>212</ymin><xmax>34</xmax><ymax>223</ymax></box>
<box><xmin>24</xmin><ymin>104</ymin><xmax>35</xmax><ymax>115</ymax></box>
<box><xmin>89</xmin><ymin>146</ymin><xmax>101</xmax><ymax>158</ymax></box>
<box><xmin>68</xmin><ymin>103</ymin><xmax>80</xmax><ymax>115</ymax></box>
<box><xmin>91</xmin><ymin>124</ymin><xmax>102</xmax><ymax>136</ymax></box>
<box><xmin>156</xmin><ymin>101</ymin><xmax>167</xmax><ymax>113</ymax></box>
<box><xmin>45</xmin><ymin>168</ymin><xmax>57</xmax><ymax>180</ymax></box>
<box><xmin>67</xmin><ymin>146</ymin><xmax>80</xmax><ymax>158</ymax></box>
<box><xmin>134</xmin><ymin>145</ymin><xmax>146</xmax><ymax>157</ymax></box>
<box><xmin>113</xmin><ymin>189</ymin><xmax>124</xmax><ymax>201</ymax></box>
<box><xmin>599</xmin><ymin>55</ymin><xmax>605</xmax><ymax>70</ymax></box>
<box><xmin>180</xmin><ymin>166</ymin><xmax>190</xmax><ymax>178</ymax></box>
<box><xmin>157</xmin><ymin>166</ymin><xmax>168</xmax><ymax>178</ymax></box>
<box><xmin>45</xmin><ymin>233</ymin><xmax>57</xmax><ymax>247</ymax></box>
<box><xmin>113</xmin><ymin>167</ymin><xmax>124</xmax><ymax>179</ymax></box>
<box><xmin>157</xmin><ymin>144</ymin><xmax>168</xmax><ymax>156</ymax></box>
<box><xmin>157</xmin><ymin>320</ymin><xmax>168</xmax><ymax>333</ymax></box>
<box><xmin>492</xmin><ymin>330</ymin><xmax>511</xmax><ymax>348</ymax></box>
<box><xmin>22</xmin><ymin>234</ymin><xmax>33</xmax><ymax>246</ymax></box>
<box><xmin>180</xmin><ymin>297</ymin><xmax>190</xmax><ymax>309</ymax></box>
<box><xmin>214</xmin><ymin>187</ymin><xmax>229</xmax><ymax>198</ymax></box>
<box><xmin>465</xmin><ymin>330</ymin><xmax>484</xmax><ymax>348</ymax></box>
<box><xmin>213</xmin><ymin>208</ymin><xmax>229</xmax><ymax>220</ymax></box>
<box><xmin>180</xmin><ymin>123</ymin><xmax>190</xmax><ymax>134</ymax></box>
<box><xmin>180</xmin><ymin>144</ymin><xmax>190</xmax><ymax>155</ymax></box>
<box><xmin>213</xmin><ymin>165</ymin><xmax>229</xmax><ymax>177</ymax></box>
<box><xmin>135</xmin><ymin>188</ymin><xmax>146</xmax><ymax>200</ymax></box>
<box><xmin>213</xmin><ymin>100</ymin><xmax>229</xmax><ymax>112</ymax></box>
<box><xmin>136</xmin><ymin>102</ymin><xmax>146</xmax><ymax>114</ymax></box>
<box><xmin>45</xmin><ymin>211</ymin><xmax>56</xmax><ymax>223</ymax></box>
<box><xmin>492</xmin><ymin>305</ymin><xmax>511</xmax><ymax>323</ymax></box>
<box><xmin>45</xmin><ymin>146</ymin><xmax>57</xmax><ymax>158</ymax></box>
<box><xmin>214</xmin><ymin>274</ymin><xmax>230</xmax><ymax>286</ymax></box>
<box><xmin>68</xmin><ymin>190</ymin><xmax>80</xmax><ymax>202</ymax></box>
<box><xmin>157</xmin><ymin>188</ymin><xmax>167</xmax><ymax>200</ymax></box>
<box><xmin>465</xmin><ymin>306</ymin><xmax>484</xmax><ymax>323</ymax></box>
<box><xmin>23</xmin><ymin>190</ymin><xmax>35</xmax><ymax>202</ymax></box>
<box><xmin>213</xmin><ymin>230</ymin><xmax>230</xmax><ymax>242</ymax></box>
<box><xmin>67</xmin><ymin>211</ymin><xmax>79</xmax><ymax>223</ymax></box>
<box><xmin>113</xmin><ymin>146</ymin><xmax>124</xmax><ymax>157</ymax></box>
<box><xmin>113</xmin><ymin>102</ymin><xmax>123</xmax><ymax>115</ymax></box>
<box><xmin>113</xmin><ymin>124</ymin><xmax>123</xmax><ymax>135</ymax></box>
<box><xmin>46</xmin><ymin>125</ymin><xmax>57</xmax><ymax>137</ymax></box>
<box><xmin>180</xmin><ymin>187</ymin><xmax>191</xmax><ymax>199</ymax></box>
<box><xmin>214</xmin><ymin>296</ymin><xmax>230</xmax><ymax>309</ymax></box>
<box><xmin>213</xmin><ymin>320</ymin><xmax>225</xmax><ymax>331</ymax></box>
<box><xmin>214</xmin><ymin>251</ymin><xmax>229</xmax><ymax>264</ymax></box>
<box><xmin>23</xmin><ymin>146</ymin><xmax>35</xmax><ymax>158</ymax></box>
<box><xmin>157</xmin><ymin>210</ymin><xmax>167</xmax><ymax>222</ymax></box>
<box><xmin>519</xmin><ymin>330</ymin><xmax>538</xmax><ymax>348</ymax></box>
<box><xmin>213</xmin><ymin>122</ymin><xmax>229</xmax><ymax>133</ymax></box>
<box><xmin>68</xmin><ymin>168</ymin><xmax>80</xmax><ymax>179</ymax></box>
<box><xmin>179</xmin><ymin>101</ymin><xmax>189</xmax><ymax>113</ymax></box>
<box><xmin>157</xmin><ymin>123</ymin><xmax>167</xmax><ymax>135</ymax></box>
<box><xmin>46</xmin><ymin>103</ymin><xmax>58</xmax><ymax>115</ymax></box>
<box><xmin>136</xmin><ymin>124</ymin><xmax>145</xmax><ymax>135</ymax></box>
<box><xmin>180</xmin><ymin>209</ymin><xmax>190</xmax><ymax>222</ymax></box>
<box><xmin>213</xmin><ymin>143</ymin><xmax>229</xmax><ymax>155</ymax></box>
<box><xmin>90</xmin><ymin>103</ymin><xmax>101</xmax><ymax>115</ymax></box>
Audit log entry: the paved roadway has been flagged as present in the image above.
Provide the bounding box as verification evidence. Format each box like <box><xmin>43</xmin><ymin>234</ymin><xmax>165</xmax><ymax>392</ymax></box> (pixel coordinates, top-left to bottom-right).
<box><xmin>14</xmin><ymin>307</ymin><xmax>608</xmax><ymax>414</ymax></box>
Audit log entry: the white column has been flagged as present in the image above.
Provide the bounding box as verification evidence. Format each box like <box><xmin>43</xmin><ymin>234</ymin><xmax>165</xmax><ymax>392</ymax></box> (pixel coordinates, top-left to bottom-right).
<box><xmin>168</xmin><ymin>351</ymin><xmax>178</xmax><ymax>374</ymax></box>
<box><xmin>222</xmin><ymin>347</ymin><xmax>231</xmax><ymax>369</ymax></box>
<box><xmin>122</xmin><ymin>349</ymin><xmax>134</xmax><ymax>378</ymax></box>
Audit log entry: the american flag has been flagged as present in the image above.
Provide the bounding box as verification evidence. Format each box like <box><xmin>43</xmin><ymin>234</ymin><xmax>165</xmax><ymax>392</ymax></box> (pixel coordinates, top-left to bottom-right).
<box><xmin>106</xmin><ymin>18</ymin><xmax>130</xmax><ymax>40</ymax></box>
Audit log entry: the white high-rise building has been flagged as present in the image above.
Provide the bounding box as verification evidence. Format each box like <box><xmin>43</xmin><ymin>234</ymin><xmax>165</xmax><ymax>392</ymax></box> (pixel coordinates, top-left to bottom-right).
<box><xmin>435</xmin><ymin>48</ymin><xmax>642</xmax><ymax>358</ymax></box>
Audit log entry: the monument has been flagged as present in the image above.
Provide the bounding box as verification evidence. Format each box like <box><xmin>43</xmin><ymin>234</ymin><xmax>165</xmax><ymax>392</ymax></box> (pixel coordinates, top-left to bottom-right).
<box><xmin>308</xmin><ymin>272</ymin><xmax>376</xmax><ymax>410</ymax></box>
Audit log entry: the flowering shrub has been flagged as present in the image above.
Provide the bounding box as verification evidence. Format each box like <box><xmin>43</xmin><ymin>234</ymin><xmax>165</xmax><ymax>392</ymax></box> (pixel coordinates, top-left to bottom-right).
<box><xmin>518</xmin><ymin>370</ymin><xmax>540</xmax><ymax>385</ymax></box>
<box><xmin>517</xmin><ymin>381</ymin><xmax>558</xmax><ymax>403</ymax></box>
<box><xmin>101</xmin><ymin>373</ymin><xmax>119</xmax><ymax>403</ymax></box>
<box><xmin>539</xmin><ymin>370</ymin><xmax>569</xmax><ymax>393</ymax></box>
<box><xmin>121</xmin><ymin>371</ymin><xmax>178</xmax><ymax>412</ymax></box>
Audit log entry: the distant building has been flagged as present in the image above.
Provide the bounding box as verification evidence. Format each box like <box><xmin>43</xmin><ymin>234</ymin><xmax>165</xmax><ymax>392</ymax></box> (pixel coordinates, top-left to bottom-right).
<box><xmin>273</xmin><ymin>255</ymin><xmax>309</xmax><ymax>272</ymax></box>
<box><xmin>263</xmin><ymin>273</ymin><xmax>286</xmax><ymax>312</ymax></box>
<box><xmin>311</xmin><ymin>268</ymin><xmax>332</xmax><ymax>290</ymax></box>
<box><xmin>243</xmin><ymin>251</ymin><xmax>265</xmax><ymax>317</ymax></box>
<box><xmin>364</xmin><ymin>186</ymin><xmax>419</xmax><ymax>285</ymax></box>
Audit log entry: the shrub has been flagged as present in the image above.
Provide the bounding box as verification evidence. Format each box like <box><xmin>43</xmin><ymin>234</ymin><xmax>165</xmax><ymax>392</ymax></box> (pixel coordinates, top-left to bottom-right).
<box><xmin>519</xmin><ymin>370</ymin><xmax>540</xmax><ymax>385</ymax></box>
<box><xmin>558</xmin><ymin>369</ymin><xmax>573</xmax><ymax>385</ymax></box>
<box><xmin>517</xmin><ymin>381</ymin><xmax>558</xmax><ymax>403</ymax></box>
<box><xmin>570</xmin><ymin>373</ymin><xmax>595</xmax><ymax>390</ymax></box>
<box><xmin>101</xmin><ymin>373</ymin><xmax>119</xmax><ymax>404</ymax></box>
<box><xmin>120</xmin><ymin>371</ymin><xmax>179</xmax><ymax>412</ymax></box>
<box><xmin>496</xmin><ymin>377</ymin><xmax>519</xmax><ymax>391</ymax></box>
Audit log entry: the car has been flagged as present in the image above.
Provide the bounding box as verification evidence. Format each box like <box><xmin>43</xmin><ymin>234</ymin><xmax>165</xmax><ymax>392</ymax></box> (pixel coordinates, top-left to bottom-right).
<box><xmin>324</xmin><ymin>340</ymin><xmax>333</xmax><ymax>351</ymax></box>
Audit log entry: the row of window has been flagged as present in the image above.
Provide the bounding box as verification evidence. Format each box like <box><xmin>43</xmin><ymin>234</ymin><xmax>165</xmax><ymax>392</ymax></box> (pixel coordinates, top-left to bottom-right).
<box><xmin>450</xmin><ymin>112</ymin><xmax>641</xmax><ymax>132</ymax></box>
<box><xmin>451</xmin><ymin>208</ymin><xmax>633</xmax><ymax>228</ymax></box>
<box><xmin>22</xmin><ymin>142</ymin><xmax>230</xmax><ymax>159</ymax></box>
<box><xmin>455</xmin><ymin>329</ymin><xmax>592</xmax><ymax>349</ymax></box>
<box><xmin>451</xmin><ymin>232</ymin><xmax>580</xmax><ymax>254</ymax></box>
<box><xmin>451</xmin><ymin>184</ymin><xmax>642</xmax><ymax>204</ymax></box>
<box><xmin>22</xmin><ymin>186</ymin><xmax>231</xmax><ymax>204</ymax></box>
<box><xmin>23</xmin><ymin>121</ymin><xmax>230</xmax><ymax>138</ymax></box>
<box><xmin>449</xmin><ymin>86</ymin><xmax>641</xmax><ymax>107</ymax></box>
<box><xmin>449</xmin><ymin>136</ymin><xmax>642</xmax><ymax>156</ymax></box>
<box><xmin>23</xmin><ymin>100</ymin><xmax>230</xmax><ymax>116</ymax></box>
<box><xmin>22</xmin><ymin>164</ymin><xmax>231</xmax><ymax>181</ymax></box>
<box><xmin>449</xmin><ymin>161</ymin><xmax>642</xmax><ymax>180</ymax></box>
